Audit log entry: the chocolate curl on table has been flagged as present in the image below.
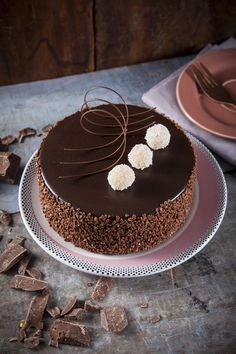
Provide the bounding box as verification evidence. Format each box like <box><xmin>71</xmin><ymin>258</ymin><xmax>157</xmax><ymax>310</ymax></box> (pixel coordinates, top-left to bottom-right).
<box><xmin>59</xmin><ymin>87</ymin><xmax>157</xmax><ymax>179</ymax></box>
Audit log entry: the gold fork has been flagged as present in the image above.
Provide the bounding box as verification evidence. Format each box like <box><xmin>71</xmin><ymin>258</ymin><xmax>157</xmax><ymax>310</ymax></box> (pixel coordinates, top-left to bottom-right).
<box><xmin>188</xmin><ymin>63</ymin><xmax>236</xmax><ymax>107</ymax></box>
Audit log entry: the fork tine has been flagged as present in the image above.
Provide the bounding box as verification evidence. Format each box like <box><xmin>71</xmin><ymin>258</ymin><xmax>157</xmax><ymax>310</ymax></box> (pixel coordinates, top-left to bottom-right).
<box><xmin>189</xmin><ymin>66</ymin><xmax>209</xmax><ymax>93</ymax></box>
<box><xmin>199</xmin><ymin>63</ymin><xmax>218</xmax><ymax>87</ymax></box>
<box><xmin>191</xmin><ymin>65</ymin><xmax>212</xmax><ymax>89</ymax></box>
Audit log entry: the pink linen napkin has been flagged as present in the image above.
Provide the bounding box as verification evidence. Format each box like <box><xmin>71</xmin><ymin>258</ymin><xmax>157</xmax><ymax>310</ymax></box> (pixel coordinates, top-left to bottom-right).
<box><xmin>142</xmin><ymin>37</ymin><xmax>236</xmax><ymax>166</ymax></box>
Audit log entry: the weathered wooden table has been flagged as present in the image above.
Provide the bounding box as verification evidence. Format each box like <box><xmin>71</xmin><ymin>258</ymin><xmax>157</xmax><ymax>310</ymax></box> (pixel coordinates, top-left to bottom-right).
<box><xmin>0</xmin><ymin>56</ymin><xmax>236</xmax><ymax>354</ymax></box>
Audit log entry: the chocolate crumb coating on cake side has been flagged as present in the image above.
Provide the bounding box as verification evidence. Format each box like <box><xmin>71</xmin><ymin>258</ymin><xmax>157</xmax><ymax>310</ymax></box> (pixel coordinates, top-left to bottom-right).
<box><xmin>36</xmin><ymin>103</ymin><xmax>196</xmax><ymax>255</ymax></box>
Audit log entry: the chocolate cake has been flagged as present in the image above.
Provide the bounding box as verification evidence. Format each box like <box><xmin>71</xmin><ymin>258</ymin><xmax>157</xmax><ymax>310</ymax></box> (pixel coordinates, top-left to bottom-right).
<box><xmin>36</xmin><ymin>100</ymin><xmax>196</xmax><ymax>255</ymax></box>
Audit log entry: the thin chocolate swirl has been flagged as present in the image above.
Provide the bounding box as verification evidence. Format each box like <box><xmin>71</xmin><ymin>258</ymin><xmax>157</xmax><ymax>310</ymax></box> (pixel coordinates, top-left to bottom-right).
<box><xmin>59</xmin><ymin>87</ymin><xmax>156</xmax><ymax>179</ymax></box>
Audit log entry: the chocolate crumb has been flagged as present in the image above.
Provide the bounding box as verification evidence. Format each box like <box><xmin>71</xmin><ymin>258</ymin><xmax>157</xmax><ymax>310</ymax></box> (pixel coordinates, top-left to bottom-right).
<box><xmin>100</xmin><ymin>305</ymin><xmax>128</xmax><ymax>332</ymax></box>
<box><xmin>87</xmin><ymin>282</ymin><xmax>94</xmax><ymax>287</ymax></box>
<box><xmin>1</xmin><ymin>135</ymin><xmax>17</xmax><ymax>146</ymax></box>
<box><xmin>23</xmin><ymin>336</ymin><xmax>40</xmax><ymax>349</ymax></box>
<box><xmin>18</xmin><ymin>254</ymin><xmax>32</xmax><ymax>275</ymax></box>
<box><xmin>26</xmin><ymin>267</ymin><xmax>42</xmax><ymax>280</ymax></box>
<box><xmin>42</xmin><ymin>124</ymin><xmax>53</xmax><ymax>133</ymax></box>
<box><xmin>10</xmin><ymin>275</ymin><xmax>48</xmax><ymax>291</ymax></box>
<box><xmin>140</xmin><ymin>303</ymin><xmax>148</xmax><ymax>308</ymax></box>
<box><xmin>0</xmin><ymin>235</ymin><xmax>3</xmax><ymax>241</ymax></box>
<box><xmin>149</xmin><ymin>314</ymin><xmax>161</xmax><ymax>324</ymax></box>
<box><xmin>84</xmin><ymin>299</ymin><xmax>101</xmax><ymax>312</ymax></box>
<box><xmin>0</xmin><ymin>209</ymin><xmax>11</xmax><ymax>226</ymax></box>
<box><xmin>64</xmin><ymin>308</ymin><xmax>85</xmax><ymax>321</ymax></box>
<box><xmin>48</xmin><ymin>319</ymin><xmax>90</xmax><ymax>347</ymax></box>
<box><xmin>0</xmin><ymin>242</ymin><xmax>27</xmax><ymax>273</ymax></box>
<box><xmin>47</xmin><ymin>306</ymin><xmax>61</xmax><ymax>318</ymax></box>
<box><xmin>18</xmin><ymin>128</ymin><xmax>36</xmax><ymax>143</ymax></box>
<box><xmin>61</xmin><ymin>296</ymin><xmax>77</xmax><ymax>316</ymax></box>
<box><xmin>91</xmin><ymin>277</ymin><xmax>112</xmax><ymax>301</ymax></box>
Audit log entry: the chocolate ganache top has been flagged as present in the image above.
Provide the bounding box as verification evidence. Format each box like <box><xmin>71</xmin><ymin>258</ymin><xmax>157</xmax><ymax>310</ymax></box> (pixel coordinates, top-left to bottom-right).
<box><xmin>40</xmin><ymin>104</ymin><xmax>195</xmax><ymax>216</ymax></box>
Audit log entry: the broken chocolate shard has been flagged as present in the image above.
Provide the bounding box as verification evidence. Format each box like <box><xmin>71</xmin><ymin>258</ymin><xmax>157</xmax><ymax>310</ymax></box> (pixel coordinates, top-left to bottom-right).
<box><xmin>10</xmin><ymin>275</ymin><xmax>48</xmax><ymax>291</ymax></box>
<box><xmin>24</xmin><ymin>292</ymin><xmax>49</xmax><ymax>330</ymax></box>
<box><xmin>16</xmin><ymin>327</ymin><xmax>26</xmax><ymax>342</ymax></box>
<box><xmin>100</xmin><ymin>306</ymin><xmax>128</xmax><ymax>332</ymax></box>
<box><xmin>42</xmin><ymin>124</ymin><xmax>53</xmax><ymax>133</ymax></box>
<box><xmin>91</xmin><ymin>277</ymin><xmax>112</xmax><ymax>301</ymax></box>
<box><xmin>18</xmin><ymin>254</ymin><xmax>32</xmax><ymax>275</ymax></box>
<box><xmin>48</xmin><ymin>319</ymin><xmax>90</xmax><ymax>347</ymax></box>
<box><xmin>23</xmin><ymin>336</ymin><xmax>40</xmax><ymax>349</ymax></box>
<box><xmin>18</xmin><ymin>128</ymin><xmax>36</xmax><ymax>143</ymax></box>
<box><xmin>149</xmin><ymin>314</ymin><xmax>161</xmax><ymax>324</ymax></box>
<box><xmin>61</xmin><ymin>296</ymin><xmax>77</xmax><ymax>316</ymax></box>
<box><xmin>0</xmin><ymin>138</ymin><xmax>9</xmax><ymax>151</ymax></box>
<box><xmin>0</xmin><ymin>152</ymin><xmax>21</xmax><ymax>184</ymax></box>
<box><xmin>64</xmin><ymin>308</ymin><xmax>85</xmax><ymax>321</ymax></box>
<box><xmin>0</xmin><ymin>209</ymin><xmax>11</xmax><ymax>226</ymax></box>
<box><xmin>47</xmin><ymin>306</ymin><xmax>61</xmax><ymax>318</ymax></box>
<box><xmin>1</xmin><ymin>135</ymin><xmax>17</xmax><ymax>146</ymax></box>
<box><xmin>26</xmin><ymin>267</ymin><xmax>42</xmax><ymax>280</ymax></box>
<box><xmin>0</xmin><ymin>242</ymin><xmax>27</xmax><ymax>273</ymax></box>
<box><xmin>10</xmin><ymin>235</ymin><xmax>25</xmax><ymax>246</ymax></box>
<box><xmin>84</xmin><ymin>299</ymin><xmax>101</xmax><ymax>312</ymax></box>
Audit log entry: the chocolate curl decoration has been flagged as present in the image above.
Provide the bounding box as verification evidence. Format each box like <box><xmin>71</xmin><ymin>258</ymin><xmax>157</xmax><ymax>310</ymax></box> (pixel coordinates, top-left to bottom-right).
<box><xmin>59</xmin><ymin>87</ymin><xmax>156</xmax><ymax>179</ymax></box>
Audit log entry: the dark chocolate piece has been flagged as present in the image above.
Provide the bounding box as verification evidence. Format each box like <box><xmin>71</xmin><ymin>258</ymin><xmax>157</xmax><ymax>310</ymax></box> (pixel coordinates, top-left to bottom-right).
<box><xmin>100</xmin><ymin>306</ymin><xmax>128</xmax><ymax>332</ymax></box>
<box><xmin>10</xmin><ymin>275</ymin><xmax>48</xmax><ymax>291</ymax></box>
<box><xmin>0</xmin><ymin>242</ymin><xmax>27</xmax><ymax>273</ymax></box>
<box><xmin>47</xmin><ymin>306</ymin><xmax>61</xmax><ymax>318</ymax></box>
<box><xmin>61</xmin><ymin>296</ymin><xmax>77</xmax><ymax>316</ymax></box>
<box><xmin>84</xmin><ymin>300</ymin><xmax>101</xmax><ymax>312</ymax></box>
<box><xmin>24</xmin><ymin>293</ymin><xmax>49</xmax><ymax>330</ymax></box>
<box><xmin>1</xmin><ymin>135</ymin><xmax>17</xmax><ymax>146</ymax></box>
<box><xmin>0</xmin><ymin>209</ymin><xmax>11</xmax><ymax>226</ymax></box>
<box><xmin>16</xmin><ymin>327</ymin><xmax>26</xmax><ymax>342</ymax></box>
<box><xmin>0</xmin><ymin>235</ymin><xmax>3</xmax><ymax>241</ymax></box>
<box><xmin>26</xmin><ymin>267</ymin><xmax>42</xmax><ymax>280</ymax></box>
<box><xmin>23</xmin><ymin>336</ymin><xmax>40</xmax><ymax>349</ymax></box>
<box><xmin>91</xmin><ymin>277</ymin><xmax>112</xmax><ymax>301</ymax></box>
<box><xmin>149</xmin><ymin>314</ymin><xmax>161</xmax><ymax>324</ymax></box>
<box><xmin>0</xmin><ymin>152</ymin><xmax>21</xmax><ymax>184</ymax></box>
<box><xmin>64</xmin><ymin>308</ymin><xmax>85</xmax><ymax>321</ymax></box>
<box><xmin>18</xmin><ymin>254</ymin><xmax>32</xmax><ymax>275</ymax></box>
<box><xmin>48</xmin><ymin>319</ymin><xmax>90</xmax><ymax>347</ymax></box>
<box><xmin>0</xmin><ymin>138</ymin><xmax>8</xmax><ymax>151</ymax></box>
<box><xmin>42</xmin><ymin>124</ymin><xmax>53</xmax><ymax>133</ymax></box>
<box><xmin>18</xmin><ymin>128</ymin><xmax>36</xmax><ymax>143</ymax></box>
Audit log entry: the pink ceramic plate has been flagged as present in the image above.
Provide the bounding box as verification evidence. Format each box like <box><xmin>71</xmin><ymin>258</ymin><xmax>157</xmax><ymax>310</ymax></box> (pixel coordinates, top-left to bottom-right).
<box><xmin>19</xmin><ymin>136</ymin><xmax>227</xmax><ymax>277</ymax></box>
<box><xmin>176</xmin><ymin>48</ymin><xmax>236</xmax><ymax>139</ymax></box>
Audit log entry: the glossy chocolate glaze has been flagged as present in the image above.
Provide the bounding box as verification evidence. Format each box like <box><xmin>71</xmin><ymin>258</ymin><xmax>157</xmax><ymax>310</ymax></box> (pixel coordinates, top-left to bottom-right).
<box><xmin>40</xmin><ymin>105</ymin><xmax>195</xmax><ymax>216</ymax></box>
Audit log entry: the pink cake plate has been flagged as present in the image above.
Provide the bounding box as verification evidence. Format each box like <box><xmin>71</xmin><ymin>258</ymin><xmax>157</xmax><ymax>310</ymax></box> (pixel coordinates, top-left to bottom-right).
<box><xmin>19</xmin><ymin>135</ymin><xmax>227</xmax><ymax>277</ymax></box>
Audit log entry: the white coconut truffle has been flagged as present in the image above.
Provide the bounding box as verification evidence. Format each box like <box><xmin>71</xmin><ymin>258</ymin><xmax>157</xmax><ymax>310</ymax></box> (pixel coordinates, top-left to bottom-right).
<box><xmin>107</xmin><ymin>164</ymin><xmax>135</xmax><ymax>191</ymax></box>
<box><xmin>145</xmin><ymin>124</ymin><xmax>171</xmax><ymax>150</ymax></box>
<box><xmin>128</xmin><ymin>144</ymin><xmax>153</xmax><ymax>170</ymax></box>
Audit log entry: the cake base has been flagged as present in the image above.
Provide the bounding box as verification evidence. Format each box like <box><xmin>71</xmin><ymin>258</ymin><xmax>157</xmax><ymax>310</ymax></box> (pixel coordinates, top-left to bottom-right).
<box><xmin>36</xmin><ymin>154</ymin><xmax>196</xmax><ymax>255</ymax></box>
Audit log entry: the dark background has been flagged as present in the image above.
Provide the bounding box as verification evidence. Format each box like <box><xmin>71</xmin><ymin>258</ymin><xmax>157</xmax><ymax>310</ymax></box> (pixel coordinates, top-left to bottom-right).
<box><xmin>0</xmin><ymin>0</ymin><xmax>236</xmax><ymax>85</ymax></box>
